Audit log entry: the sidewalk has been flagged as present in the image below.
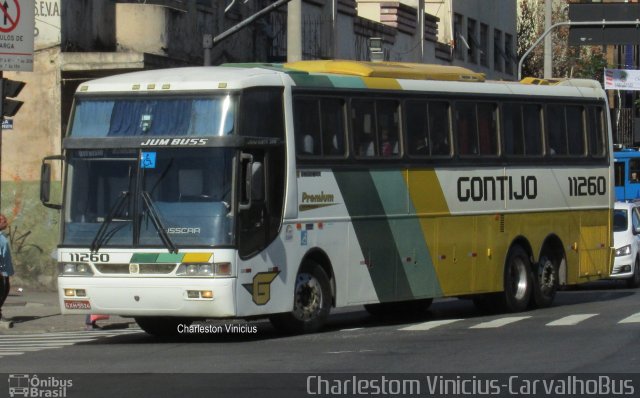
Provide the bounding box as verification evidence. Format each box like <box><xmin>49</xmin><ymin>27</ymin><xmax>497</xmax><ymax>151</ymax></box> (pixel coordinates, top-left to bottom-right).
<box><xmin>0</xmin><ymin>288</ymin><xmax>135</xmax><ymax>335</ymax></box>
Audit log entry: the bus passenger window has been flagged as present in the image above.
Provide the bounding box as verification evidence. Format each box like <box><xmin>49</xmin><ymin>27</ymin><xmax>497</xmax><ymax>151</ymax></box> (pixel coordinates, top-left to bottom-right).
<box><xmin>522</xmin><ymin>104</ymin><xmax>542</xmax><ymax>155</ymax></box>
<box><xmin>405</xmin><ymin>101</ymin><xmax>428</xmax><ymax>156</ymax></box>
<box><xmin>547</xmin><ymin>105</ymin><xmax>567</xmax><ymax>156</ymax></box>
<box><xmin>293</xmin><ymin>98</ymin><xmax>321</xmax><ymax>156</ymax></box>
<box><xmin>456</xmin><ymin>102</ymin><xmax>478</xmax><ymax>156</ymax></box>
<box><xmin>352</xmin><ymin>100</ymin><xmax>376</xmax><ymax>157</ymax></box>
<box><xmin>320</xmin><ymin>98</ymin><xmax>346</xmax><ymax>156</ymax></box>
<box><xmin>477</xmin><ymin>103</ymin><xmax>498</xmax><ymax>156</ymax></box>
<box><xmin>502</xmin><ymin>103</ymin><xmax>524</xmax><ymax>156</ymax></box>
<box><xmin>588</xmin><ymin>106</ymin><xmax>606</xmax><ymax>157</ymax></box>
<box><xmin>376</xmin><ymin>100</ymin><xmax>400</xmax><ymax>157</ymax></box>
<box><xmin>566</xmin><ymin>106</ymin><xmax>585</xmax><ymax>156</ymax></box>
<box><xmin>630</xmin><ymin>159</ymin><xmax>640</xmax><ymax>184</ymax></box>
<box><xmin>429</xmin><ymin>102</ymin><xmax>451</xmax><ymax>156</ymax></box>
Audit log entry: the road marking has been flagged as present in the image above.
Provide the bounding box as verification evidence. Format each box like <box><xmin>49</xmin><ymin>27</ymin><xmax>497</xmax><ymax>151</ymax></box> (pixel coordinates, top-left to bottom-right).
<box><xmin>399</xmin><ymin>319</ymin><xmax>463</xmax><ymax>331</ymax></box>
<box><xmin>469</xmin><ymin>316</ymin><xmax>531</xmax><ymax>329</ymax></box>
<box><xmin>546</xmin><ymin>314</ymin><xmax>598</xmax><ymax>326</ymax></box>
<box><xmin>340</xmin><ymin>327</ymin><xmax>364</xmax><ymax>332</ymax></box>
<box><xmin>619</xmin><ymin>312</ymin><xmax>640</xmax><ymax>324</ymax></box>
<box><xmin>0</xmin><ymin>328</ymin><xmax>139</xmax><ymax>359</ymax></box>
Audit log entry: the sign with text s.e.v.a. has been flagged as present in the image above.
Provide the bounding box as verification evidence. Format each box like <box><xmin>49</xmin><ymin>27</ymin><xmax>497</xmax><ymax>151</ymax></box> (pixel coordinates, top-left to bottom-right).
<box><xmin>0</xmin><ymin>0</ymin><xmax>33</xmax><ymax>71</ymax></box>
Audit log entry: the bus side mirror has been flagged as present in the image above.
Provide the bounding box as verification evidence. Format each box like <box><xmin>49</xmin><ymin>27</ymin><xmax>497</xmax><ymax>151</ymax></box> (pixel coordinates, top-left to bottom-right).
<box><xmin>239</xmin><ymin>152</ymin><xmax>265</xmax><ymax>211</ymax></box>
<box><xmin>40</xmin><ymin>156</ymin><xmax>63</xmax><ymax>210</ymax></box>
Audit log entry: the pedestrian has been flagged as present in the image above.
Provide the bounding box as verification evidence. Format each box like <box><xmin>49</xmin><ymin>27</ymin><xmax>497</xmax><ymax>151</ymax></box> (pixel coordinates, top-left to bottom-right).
<box><xmin>0</xmin><ymin>214</ymin><xmax>14</xmax><ymax>328</ymax></box>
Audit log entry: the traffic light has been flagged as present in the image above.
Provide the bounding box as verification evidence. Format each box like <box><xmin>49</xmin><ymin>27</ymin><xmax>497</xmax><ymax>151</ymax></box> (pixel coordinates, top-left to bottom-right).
<box><xmin>0</xmin><ymin>78</ymin><xmax>25</xmax><ymax>118</ymax></box>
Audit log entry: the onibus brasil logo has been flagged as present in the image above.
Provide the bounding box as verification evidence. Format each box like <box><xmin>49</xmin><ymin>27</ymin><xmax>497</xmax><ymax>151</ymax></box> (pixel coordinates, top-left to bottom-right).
<box><xmin>8</xmin><ymin>374</ymin><xmax>73</xmax><ymax>397</ymax></box>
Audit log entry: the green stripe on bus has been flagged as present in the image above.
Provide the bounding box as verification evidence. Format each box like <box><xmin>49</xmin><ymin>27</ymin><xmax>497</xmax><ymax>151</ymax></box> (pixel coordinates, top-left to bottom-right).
<box><xmin>369</xmin><ymin>171</ymin><xmax>443</xmax><ymax>299</ymax></box>
<box><xmin>131</xmin><ymin>253</ymin><xmax>159</xmax><ymax>263</ymax></box>
<box><xmin>156</xmin><ymin>253</ymin><xmax>184</xmax><ymax>263</ymax></box>
<box><xmin>289</xmin><ymin>73</ymin><xmax>335</xmax><ymax>88</ymax></box>
<box><xmin>326</xmin><ymin>75</ymin><xmax>367</xmax><ymax>89</ymax></box>
<box><xmin>333</xmin><ymin>170</ymin><xmax>411</xmax><ymax>302</ymax></box>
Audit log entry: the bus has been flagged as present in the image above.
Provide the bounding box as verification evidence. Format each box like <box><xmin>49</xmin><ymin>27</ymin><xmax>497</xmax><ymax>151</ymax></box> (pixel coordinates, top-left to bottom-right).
<box><xmin>613</xmin><ymin>147</ymin><xmax>640</xmax><ymax>201</ymax></box>
<box><xmin>40</xmin><ymin>60</ymin><xmax>614</xmax><ymax>336</ymax></box>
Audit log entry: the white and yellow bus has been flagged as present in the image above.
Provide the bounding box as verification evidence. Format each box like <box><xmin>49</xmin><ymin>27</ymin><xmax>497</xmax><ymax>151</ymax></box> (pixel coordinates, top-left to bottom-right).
<box><xmin>41</xmin><ymin>61</ymin><xmax>614</xmax><ymax>336</ymax></box>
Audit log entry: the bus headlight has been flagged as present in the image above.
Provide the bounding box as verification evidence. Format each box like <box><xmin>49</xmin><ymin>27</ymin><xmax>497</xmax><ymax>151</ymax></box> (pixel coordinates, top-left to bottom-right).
<box><xmin>176</xmin><ymin>263</ymin><xmax>231</xmax><ymax>277</ymax></box>
<box><xmin>59</xmin><ymin>263</ymin><xmax>94</xmax><ymax>276</ymax></box>
<box><xmin>615</xmin><ymin>245</ymin><xmax>632</xmax><ymax>257</ymax></box>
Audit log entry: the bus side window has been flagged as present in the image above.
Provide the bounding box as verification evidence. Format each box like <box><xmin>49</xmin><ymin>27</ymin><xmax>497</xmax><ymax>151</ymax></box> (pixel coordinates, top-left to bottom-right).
<box><xmin>456</xmin><ymin>102</ymin><xmax>478</xmax><ymax>156</ymax></box>
<box><xmin>352</xmin><ymin>100</ymin><xmax>376</xmax><ymax>157</ymax></box>
<box><xmin>405</xmin><ymin>101</ymin><xmax>429</xmax><ymax>156</ymax></box>
<box><xmin>502</xmin><ymin>103</ymin><xmax>524</xmax><ymax>156</ymax></box>
<box><xmin>566</xmin><ymin>105</ymin><xmax>585</xmax><ymax>156</ymax></box>
<box><xmin>429</xmin><ymin>101</ymin><xmax>451</xmax><ymax>156</ymax></box>
<box><xmin>614</xmin><ymin>162</ymin><xmax>626</xmax><ymax>187</ymax></box>
<box><xmin>376</xmin><ymin>100</ymin><xmax>400</xmax><ymax>157</ymax></box>
<box><xmin>547</xmin><ymin>105</ymin><xmax>567</xmax><ymax>156</ymax></box>
<box><xmin>588</xmin><ymin>106</ymin><xmax>606</xmax><ymax>157</ymax></box>
<box><xmin>630</xmin><ymin>159</ymin><xmax>640</xmax><ymax>183</ymax></box>
<box><xmin>522</xmin><ymin>104</ymin><xmax>542</xmax><ymax>156</ymax></box>
<box><xmin>239</xmin><ymin>88</ymin><xmax>284</xmax><ymax>138</ymax></box>
<box><xmin>293</xmin><ymin>98</ymin><xmax>321</xmax><ymax>156</ymax></box>
<box><xmin>477</xmin><ymin>102</ymin><xmax>498</xmax><ymax>156</ymax></box>
<box><xmin>320</xmin><ymin>98</ymin><xmax>346</xmax><ymax>156</ymax></box>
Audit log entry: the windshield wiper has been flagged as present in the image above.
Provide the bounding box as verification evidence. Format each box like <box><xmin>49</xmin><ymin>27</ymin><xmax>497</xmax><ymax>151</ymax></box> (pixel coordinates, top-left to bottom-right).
<box><xmin>91</xmin><ymin>191</ymin><xmax>130</xmax><ymax>253</ymax></box>
<box><xmin>141</xmin><ymin>191</ymin><xmax>177</xmax><ymax>253</ymax></box>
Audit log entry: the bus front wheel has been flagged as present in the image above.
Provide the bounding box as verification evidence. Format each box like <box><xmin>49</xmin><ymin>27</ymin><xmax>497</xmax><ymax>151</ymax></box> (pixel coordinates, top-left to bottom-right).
<box><xmin>134</xmin><ymin>316</ymin><xmax>192</xmax><ymax>337</ymax></box>
<box><xmin>270</xmin><ymin>261</ymin><xmax>332</xmax><ymax>334</ymax></box>
<box><xmin>500</xmin><ymin>245</ymin><xmax>533</xmax><ymax>312</ymax></box>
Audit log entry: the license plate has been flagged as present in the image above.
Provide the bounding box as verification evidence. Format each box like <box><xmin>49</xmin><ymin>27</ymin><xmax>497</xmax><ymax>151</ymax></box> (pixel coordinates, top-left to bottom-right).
<box><xmin>64</xmin><ymin>300</ymin><xmax>91</xmax><ymax>310</ymax></box>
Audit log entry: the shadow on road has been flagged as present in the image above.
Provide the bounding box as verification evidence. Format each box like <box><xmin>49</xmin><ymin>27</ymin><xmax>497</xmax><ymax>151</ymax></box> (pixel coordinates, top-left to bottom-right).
<box><xmin>77</xmin><ymin>280</ymin><xmax>639</xmax><ymax>344</ymax></box>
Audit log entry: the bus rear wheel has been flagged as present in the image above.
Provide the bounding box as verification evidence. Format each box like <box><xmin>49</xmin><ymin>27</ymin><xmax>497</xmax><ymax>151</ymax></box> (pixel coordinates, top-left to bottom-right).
<box><xmin>500</xmin><ymin>245</ymin><xmax>533</xmax><ymax>312</ymax></box>
<box><xmin>134</xmin><ymin>317</ymin><xmax>192</xmax><ymax>337</ymax></box>
<box><xmin>532</xmin><ymin>256</ymin><xmax>558</xmax><ymax>308</ymax></box>
<box><xmin>270</xmin><ymin>261</ymin><xmax>331</xmax><ymax>334</ymax></box>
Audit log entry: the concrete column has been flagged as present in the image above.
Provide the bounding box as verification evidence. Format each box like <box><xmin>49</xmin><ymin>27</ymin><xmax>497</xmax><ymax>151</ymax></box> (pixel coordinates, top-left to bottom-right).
<box><xmin>287</xmin><ymin>0</ymin><xmax>302</xmax><ymax>62</ymax></box>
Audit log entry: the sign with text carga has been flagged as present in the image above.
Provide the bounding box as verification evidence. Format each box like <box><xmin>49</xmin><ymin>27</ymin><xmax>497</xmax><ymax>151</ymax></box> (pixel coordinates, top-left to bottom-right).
<box><xmin>0</xmin><ymin>0</ymin><xmax>34</xmax><ymax>71</ymax></box>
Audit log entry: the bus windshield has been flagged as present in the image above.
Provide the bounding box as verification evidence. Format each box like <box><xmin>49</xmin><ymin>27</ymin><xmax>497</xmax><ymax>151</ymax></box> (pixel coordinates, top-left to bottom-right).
<box><xmin>63</xmin><ymin>147</ymin><xmax>234</xmax><ymax>248</ymax></box>
<box><xmin>68</xmin><ymin>94</ymin><xmax>235</xmax><ymax>137</ymax></box>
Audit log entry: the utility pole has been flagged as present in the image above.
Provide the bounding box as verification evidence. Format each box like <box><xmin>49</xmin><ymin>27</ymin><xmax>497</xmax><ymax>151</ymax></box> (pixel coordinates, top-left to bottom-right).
<box><xmin>544</xmin><ymin>0</ymin><xmax>552</xmax><ymax>78</ymax></box>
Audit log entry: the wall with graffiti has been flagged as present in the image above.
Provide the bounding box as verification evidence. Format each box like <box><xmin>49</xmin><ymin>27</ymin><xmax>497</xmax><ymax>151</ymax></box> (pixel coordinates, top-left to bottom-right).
<box><xmin>1</xmin><ymin>181</ymin><xmax>61</xmax><ymax>290</ymax></box>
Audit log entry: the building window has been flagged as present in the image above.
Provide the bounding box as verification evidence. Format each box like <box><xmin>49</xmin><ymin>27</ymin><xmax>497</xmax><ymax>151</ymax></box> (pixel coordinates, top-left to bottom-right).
<box><xmin>480</xmin><ymin>23</ymin><xmax>488</xmax><ymax>67</ymax></box>
<box><xmin>454</xmin><ymin>13</ymin><xmax>464</xmax><ymax>61</ymax></box>
<box><xmin>467</xmin><ymin>18</ymin><xmax>477</xmax><ymax>64</ymax></box>
<box><xmin>494</xmin><ymin>29</ymin><xmax>503</xmax><ymax>72</ymax></box>
<box><xmin>505</xmin><ymin>33</ymin><xmax>514</xmax><ymax>75</ymax></box>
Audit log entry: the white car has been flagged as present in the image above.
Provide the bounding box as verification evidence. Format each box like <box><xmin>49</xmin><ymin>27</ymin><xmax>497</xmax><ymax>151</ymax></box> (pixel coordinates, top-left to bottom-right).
<box><xmin>612</xmin><ymin>201</ymin><xmax>640</xmax><ymax>288</ymax></box>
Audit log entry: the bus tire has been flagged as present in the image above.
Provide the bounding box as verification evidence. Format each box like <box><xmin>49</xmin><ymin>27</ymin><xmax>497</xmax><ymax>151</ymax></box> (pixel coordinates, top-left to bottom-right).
<box><xmin>532</xmin><ymin>256</ymin><xmax>558</xmax><ymax>308</ymax></box>
<box><xmin>270</xmin><ymin>261</ymin><xmax>331</xmax><ymax>334</ymax></box>
<box><xmin>500</xmin><ymin>245</ymin><xmax>533</xmax><ymax>312</ymax></box>
<box><xmin>134</xmin><ymin>317</ymin><xmax>191</xmax><ymax>337</ymax></box>
<box><xmin>627</xmin><ymin>257</ymin><xmax>640</xmax><ymax>288</ymax></box>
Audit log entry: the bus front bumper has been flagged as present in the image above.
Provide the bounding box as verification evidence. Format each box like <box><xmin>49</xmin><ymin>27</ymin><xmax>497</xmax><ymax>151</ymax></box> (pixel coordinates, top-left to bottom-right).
<box><xmin>58</xmin><ymin>277</ymin><xmax>237</xmax><ymax>318</ymax></box>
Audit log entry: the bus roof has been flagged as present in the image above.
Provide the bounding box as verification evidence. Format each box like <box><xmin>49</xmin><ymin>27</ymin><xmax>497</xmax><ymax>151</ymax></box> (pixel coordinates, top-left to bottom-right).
<box><xmin>75</xmin><ymin>61</ymin><xmax>606</xmax><ymax>101</ymax></box>
<box><xmin>284</xmin><ymin>60</ymin><xmax>486</xmax><ymax>82</ymax></box>
<box><xmin>76</xmin><ymin>66</ymin><xmax>286</xmax><ymax>93</ymax></box>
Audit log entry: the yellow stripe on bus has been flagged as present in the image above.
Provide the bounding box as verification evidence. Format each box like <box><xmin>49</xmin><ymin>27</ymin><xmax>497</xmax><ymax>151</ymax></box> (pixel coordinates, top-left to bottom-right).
<box><xmin>182</xmin><ymin>253</ymin><xmax>213</xmax><ymax>263</ymax></box>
